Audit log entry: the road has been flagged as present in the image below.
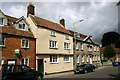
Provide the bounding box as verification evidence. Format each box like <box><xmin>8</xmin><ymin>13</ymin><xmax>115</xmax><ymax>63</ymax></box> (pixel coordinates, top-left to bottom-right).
<box><xmin>44</xmin><ymin>66</ymin><xmax>120</xmax><ymax>80</ymax></box>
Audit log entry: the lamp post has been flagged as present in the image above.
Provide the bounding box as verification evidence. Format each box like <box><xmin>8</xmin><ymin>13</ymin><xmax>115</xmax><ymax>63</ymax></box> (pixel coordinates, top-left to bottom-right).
<box><xmin>73</xmin><ymin>19</ymin><xmax>84</xmax><ymax>70</ymax></box>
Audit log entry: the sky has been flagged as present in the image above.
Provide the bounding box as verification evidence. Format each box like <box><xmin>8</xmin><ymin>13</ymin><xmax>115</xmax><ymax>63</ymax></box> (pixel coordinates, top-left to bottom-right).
<box><xmin>0</xmin><ymin>0</ymin><xmax>119</xmax><ymax>45</ymax></box>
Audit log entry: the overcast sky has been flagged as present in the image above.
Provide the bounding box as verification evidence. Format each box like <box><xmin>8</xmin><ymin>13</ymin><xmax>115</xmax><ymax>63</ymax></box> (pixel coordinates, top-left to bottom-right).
<box><xmin>0</xmin><ymin>1</ymin><xmax>119</xmax><ymax>45</ymax></box>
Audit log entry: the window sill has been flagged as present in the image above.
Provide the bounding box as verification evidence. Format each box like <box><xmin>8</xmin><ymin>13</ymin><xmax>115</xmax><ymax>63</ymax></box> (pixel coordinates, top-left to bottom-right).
<box><xmin>21</xmin><ymin>47</ymin><xmax>29</xmax><ymax>49</ymax></box>
<box><xmin>50</xmin><ymin>35</ymin><xmax>56</xmax><ymax>37</ymax></box>
<box><xmin>65</xmin><ymin>38</ymin><xmax>69</xmax><ymax>40</ymax></box>
<box><xmin>0</xmin><ymin>45</ymin><xmax>6</xmax><ymax>48</ymax></box>
<box><xmin>49</xmin><ymin>62</ymin><xmax>59</xmax><ymax>64</ymax></box>
<box><xmin>49</xmin><ymin>47</ymin><xmax>58</xmax><ymax>49</ymax></box>
<box><xmin>64</xmin><ymin>49</ymin><xmax>71</xmax><ymax>50</ymax></box>
<box><xmin>64</xmin><ymin>61</ymin><xmax>70</xmax><ymax>63</ymax></box>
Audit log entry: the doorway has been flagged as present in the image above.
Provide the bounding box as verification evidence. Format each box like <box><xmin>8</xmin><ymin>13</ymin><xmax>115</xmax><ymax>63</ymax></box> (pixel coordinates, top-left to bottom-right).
<box><xmin>37</xmin><ymin>59</ymin><xmax>44</xmax><ymax>73</ymax></box>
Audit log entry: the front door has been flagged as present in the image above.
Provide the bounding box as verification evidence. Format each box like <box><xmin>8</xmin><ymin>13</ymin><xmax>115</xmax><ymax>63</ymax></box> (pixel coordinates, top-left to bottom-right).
<box><xmin>38</xmin><ymin>59</ymin><xmax>44</xmax><ymax>73</ymax></box>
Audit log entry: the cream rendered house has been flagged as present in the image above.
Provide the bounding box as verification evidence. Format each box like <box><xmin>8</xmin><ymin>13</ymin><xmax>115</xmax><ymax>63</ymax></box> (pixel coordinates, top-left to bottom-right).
<box><xmin>26</xmin><ymin>3</ymin><xmax>73</xmax><ymax>74</ymax></box>
<box><xmin>69</xmin><ymin>30</ymin><xmax>101</xmax><ymax>67</ymax></box>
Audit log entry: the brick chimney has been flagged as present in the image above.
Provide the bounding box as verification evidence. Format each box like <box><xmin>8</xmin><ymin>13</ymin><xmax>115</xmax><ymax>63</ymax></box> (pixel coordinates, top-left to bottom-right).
<box><xmin>60</xmin><ymin>18</ymin><xmax>65</xmax><ymax>27</ymax></box>
<box><xmin>27</xmin><ymin>2</ymin><xmax>35</xmax><ymax>17</ymax></box>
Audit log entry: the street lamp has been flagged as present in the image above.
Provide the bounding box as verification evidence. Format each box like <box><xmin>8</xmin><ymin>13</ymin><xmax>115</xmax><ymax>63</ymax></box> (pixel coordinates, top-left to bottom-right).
<box><xmin>73</xmin><ymin>19</ymin><xmax>84</xmax><ymax>70</ymax></box>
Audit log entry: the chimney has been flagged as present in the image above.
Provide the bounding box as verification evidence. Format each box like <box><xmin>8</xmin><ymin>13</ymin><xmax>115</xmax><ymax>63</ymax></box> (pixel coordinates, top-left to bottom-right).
<box><xmin>89</xmin><ymin>34</ymin><xmax>92</xmax><ymax>38</ymax></box>
<box><xmin>27</xmin><ymin>2</ymin><xmax>35</xmax><ymax>17</ymax></box>
<box><xmin>60</xmin><ymin>18</ymin><xmax>65</xmax><ymax>27</ymax></box>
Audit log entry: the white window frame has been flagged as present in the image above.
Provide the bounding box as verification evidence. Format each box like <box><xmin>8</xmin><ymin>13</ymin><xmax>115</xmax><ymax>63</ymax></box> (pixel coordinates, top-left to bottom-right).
<box><xmin>49</xmin><ymin>40</ymin><xmax>58</xmax><ymax>49</ymax></box>
<box><xmin>94</xmin><ymin>46</ymin><xmax>96</xmax><ymax>51</ymax></box>
<box><xmin>97</xmin><ymin>46</ymin><xmax>99</xmax><ymax>51</ymax></box>
<box><xmin>0</xmin><ymin>36</ymin><xmax>5</xmax><ymax>47</ymax></box>
<box><xmin>21</xmin><ymin>39</ymin><xmax>29</xmax><ymax>48</ymax></box>
<box><xmin>51</xmin><ymin>30</ymin><xmax>55</xmax><ymax>36</ymax></box>
<box><xmin>81</xmin><ymin>43</ymin><xmax>83</xmax><ymax>50</ymax></box>
<box><xmin>50</xmin><ymin>55</ymin><xmax>59</xmax><ymax>63</ymax></box>
<box><xmin>64</xmin><ymin>42</ymin><xmax>71</xmax><ymax>49</ymax></box>
<box><xmin>21</xmin><ymin>58</ymin><xmax>29</xmax><ymax>66</ymax></box>
<box><xmin>65</xmin><ymin>34</ymin><xmax>69</xmax><ymax>39</ymax></box>
<box><xmin>93</xmin><ymin>56</ymin><xmax>94</xmax><ymax>61</ymax></box>
<box><xmin>64</xmin><ymin>55</ymin><xmax>70</xmax><ymax>62</ymax></box>
<box><xmin>18</xmin><ymin>23</ymin><xmax>26</xmax><ymax>31</ymax></box>
<box><xmin>0</xmin><ymin>18</ymin><xmax>5</xmax><ymax>26</ymax></box>
<box><xmin>98</xmin><ymin>55</ymin><xmax>100</xmax><ymax>61</ymax></box>
<box><xmin>82</xmin><ymin>55</ymin><xmax>84</xmax><ymax>62</ymax></box>
<box><xmin>95</xmin><ymin>55</ymin><xmax>97</xmax><ymax>61</ymax></box>
<box><xmin>1</xmin><ymin>60</ymin><xmax>4</xmax><ymax>65</ymax></box>
<box><xmin>77</xmin><ymin>55</ymin><xmax>79</xmax><ymax>63</ymax></box>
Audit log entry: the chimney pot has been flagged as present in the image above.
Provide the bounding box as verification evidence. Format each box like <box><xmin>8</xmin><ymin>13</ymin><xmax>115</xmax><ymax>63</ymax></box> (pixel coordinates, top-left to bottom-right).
<box><xmin>60</xmin><ymin>18</ymin><xmax>65</xmax><ymax>27</ymax></box>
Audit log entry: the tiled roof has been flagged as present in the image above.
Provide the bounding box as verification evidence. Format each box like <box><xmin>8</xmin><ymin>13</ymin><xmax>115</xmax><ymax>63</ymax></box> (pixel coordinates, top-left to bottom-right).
<box><xmin>68</xmin><ymin>30</ymin><xmax>87</xmax><ymax>38</ymax></box>
<box><xmin>0</xmin><ymin>15</ymin><xmax>34</xmax><ymax>38</ymax></box>
<box><xmin>30</xmin><ymin>15</ymin><xmax>72</xmax><ymax>35</ymax></box>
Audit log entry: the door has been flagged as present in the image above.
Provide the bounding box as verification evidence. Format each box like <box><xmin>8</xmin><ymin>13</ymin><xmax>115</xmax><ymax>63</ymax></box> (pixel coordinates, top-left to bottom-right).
<box><xmin>38</xmin><ymin>59</ymin><xmax>44</xmax><ymax>73</ymax></box>
<box><xmin>90</xmin><ymin>56</ymin><xmax>92</xmax><ymax>64</ymax></box>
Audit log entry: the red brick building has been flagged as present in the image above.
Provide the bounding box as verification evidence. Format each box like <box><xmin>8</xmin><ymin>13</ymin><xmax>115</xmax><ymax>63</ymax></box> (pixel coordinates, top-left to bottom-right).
<box><xmin>100</xmin><ymin>47</ymin><xmax>120</xmax><ymax>62</ymax></box>
<box><xmin>0</xmin><ymin>10</ymin><xmax>36</xmax><ymax>68</ymax></box>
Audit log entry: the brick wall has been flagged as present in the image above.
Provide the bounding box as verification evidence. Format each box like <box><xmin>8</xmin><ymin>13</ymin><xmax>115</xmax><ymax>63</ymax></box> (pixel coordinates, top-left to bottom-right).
<box><xmin>2</xmin><ymin>34</ymin><xmax>36</xmax><ymax>68</ymax></box>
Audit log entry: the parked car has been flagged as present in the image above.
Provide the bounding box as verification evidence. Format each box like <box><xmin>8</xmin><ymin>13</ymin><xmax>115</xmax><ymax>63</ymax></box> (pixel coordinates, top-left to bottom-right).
<box><xmin>1</xmin><ymin>64</ymin><xmax>43</xmax><ymax>80</ymax></box>
<box><xmin>112</xmin><ymin>62</ymin><xmax>119</xmax><ymax>66</ymax></box>
<box><xmin>74</xmin><ymin>64</ymin><xmax>95</xmax><ymax>74</ymax></box>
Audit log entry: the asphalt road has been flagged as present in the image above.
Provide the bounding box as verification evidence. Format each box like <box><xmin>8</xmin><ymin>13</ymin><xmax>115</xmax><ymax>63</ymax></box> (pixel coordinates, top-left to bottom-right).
<box><xmin>44</xmin><ymin>66</ymin><xmax>120</xmax><ymax>80</ymax></box>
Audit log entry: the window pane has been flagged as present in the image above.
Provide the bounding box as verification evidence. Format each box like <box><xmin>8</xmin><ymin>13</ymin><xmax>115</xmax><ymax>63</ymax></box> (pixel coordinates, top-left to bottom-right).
<box><xmin>23</xmin><ymin>24</ymin><xmax>25</xmax><ymax>29</ymax></box>
<box><xmin>26</xmin><ymin>40</ymin><xmax>29</xmax><ymax>48</ymax></box>
<box><xmin>0</xmin><ymin>18</ymin><xmax>3</xmax><ymax>25</ymax></box>
<box><xmin>19</xmin><ymin>24</ymin><xmax>22</xmax><ymax>29</ymax></box>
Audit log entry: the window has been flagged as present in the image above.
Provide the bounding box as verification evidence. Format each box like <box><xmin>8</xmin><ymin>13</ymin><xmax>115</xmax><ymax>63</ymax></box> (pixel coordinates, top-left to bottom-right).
<box><xmin>77</xmin><ymin>56</ymin><xmax>79</xmax><ymax>63</ymax></box>
<box><xmin>82</xmin><ymin>56</ymin><xmax>84</xmax><ymax>62</ymax></box>
<box><xmin>0</xmin><ymin>60</ymin><xmax>4</xmax><ymax>65</ymax></box>
<box><xmin>80</xmin><ymin>43</ymin><xmax>83</xmax><ymax>50</ymax></box>
<box><xmin>50</xmin><ymin>55</ymin><xmax>58</xmax><ymax>63</ymax></box>
<box><xmin>93</xmin><ymin>56</ymin><xmax>94</xmax><ymax>61</ymax></box>
<box><xmin>21</xmin><ymin>58</ymin><xmax>29</xmax><ymax>66</ymax></box>
<box><xmin>64</xmin><ymin>42</ymin><xmax>71</xmax><ymax>49</ymax></box>
<box><xmin>98</xmin><ymin>55</ymin><xmax>100</xmax><ymax>61</ymax></box>
<box><xmin>49</xmin><ymin>40</ymin><xmax>58</xmax><ymax>48</ymax></box>
<box><xmin>94</xmin><ymin>46</ymin><xmax>96</xmax><ymax>51</ymax></box>
<box><xmin>88</xmin><ymin>46</ymin><xmax>92</xmax><ymax>51</ymax></box>
<box><xmin>65</xmin><ymin>34</ymin><xmax>69</xmax><ymax>39</ymax></box>
<box><xmin>0</xmin><ymin>18</ymin><xmax>4</xmax><ymax>26</ymax></box>
<box><xmin>97</xmin><ymin>46</ymin><xmax>99</xmax><ymax>51</ymax></box>
<box><xmin>19</xmin><ymin>23</ymin><xmax>25</xmax><ymax>30</ymax></box>
<box><xmin>51</xmin><ymin>30</ymin><xmax>55</xmax><ymax>36</ymax></box>
<box><xmin>21</xmin><ymin>39</ymin><xmax>29</xmax><ymax>48</ymax></box>
<box><xmin>76</xmin><ymin>43</ymin><xmax>78</xmax><ymax>50</ymax></box>
<box><xmin>0</xmin><ymin>36</ymin><xmax>5</xmax><ymax>47</ymax></box>
<box><xmin>64</xmin><ymin>55</ymin><xmax>70</xmax><ymax>62</ymax></box>
<box><xmin>95</xmin><ymin>55</ymin><xmax>97</xmax><ymax>61</ymax></box>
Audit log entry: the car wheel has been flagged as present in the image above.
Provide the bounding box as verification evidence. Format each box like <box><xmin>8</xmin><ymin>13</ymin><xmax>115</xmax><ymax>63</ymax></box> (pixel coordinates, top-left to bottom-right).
<box><xmin>37</xmin><ymin>75</ymin><xmax>42</xmax><ymax>80</ymax></box>
<box><xmin>92</xmin><ymin>69</ymin><xmax>95</xmax><ymax>72</ymax></box>
<box><xmin>85</xmin><ymin>70</ymin><xmax>87</xmax><ymax>74</ymax></box>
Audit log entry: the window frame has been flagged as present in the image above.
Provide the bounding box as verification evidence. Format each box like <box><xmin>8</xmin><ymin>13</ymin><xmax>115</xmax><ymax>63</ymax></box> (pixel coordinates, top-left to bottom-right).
<box><xmin>49</xmin><ymin>55</ymin><xmax>59</xmax><ymax>63</ymax></box>
<box><xmin>80</xmin><ymin>43</ymin><xmax>83</xmax><ymax>50</ymax></box>
<box><xmin>0</xmin><ymin>36</ymin><xmax>6</xmax><ymax>47</ymax></box>
<box><xmin>64</xmin><ymin>42</ymin><xmax>71</xmax><ymax>50</ymax></box>
<box><xmin>49</xmin><ymin>40</ymin><xmax>58</xmax><ymax>49</ymax></box>
<box><xmin>21</xmin><ymin>58</ymin><xmax>29</xmax><ymax>66</ymax></box>
<box><xmin>82</xmin><ymin>55</ymin><xmax>84</xmax><ymax>63</ymax></box>
<box><xmin>18</xmin><ymin>23</ymin><xmax>26</xmax><ymax>31</ymax></box>
<box><xmin>51</xmin><ymin>30</ymin><xmax>56</xmax><ymax>36</ymax></box>
<box><xmin>63</xmin><ymin>55</ymin><xmax>70</xmax><ymax>63</ymax></box>
<box><xmin>21</xmin><ymin>39</ymin><xmax>29</xmax><ymax>48</ymax></box>
<box><xmin>0</xmin><ymin>18</ymin><xmax>5</xmax><ymax>26</ymax></box>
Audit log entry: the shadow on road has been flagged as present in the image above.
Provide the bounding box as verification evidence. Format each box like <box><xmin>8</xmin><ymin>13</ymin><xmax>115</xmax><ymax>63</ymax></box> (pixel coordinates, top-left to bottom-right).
<box><xmin>108</xmin><ymin>73</ymin><xmax>120</xmax><ymax>78</ymax></box>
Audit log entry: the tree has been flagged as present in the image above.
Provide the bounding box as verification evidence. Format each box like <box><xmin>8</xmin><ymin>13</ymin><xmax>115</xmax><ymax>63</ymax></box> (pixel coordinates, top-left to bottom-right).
<box><xmin>115</xmin><ymin>38</ymin><xmax>120</xmax><ymax>48</ymax></box>
<box><xmin>116</xmin><ymin>0</ymin><xmax>120</xmax><ymax>6</ymax></box>
<box><xmin>103</xmin><ymin>45</ymin><xmax>116</xmax><ymax>59</ymax></box>
<box><xmin>101</xmin><ymin>32</ymin><xmax>120</xmax><ymax>47</ymax></box>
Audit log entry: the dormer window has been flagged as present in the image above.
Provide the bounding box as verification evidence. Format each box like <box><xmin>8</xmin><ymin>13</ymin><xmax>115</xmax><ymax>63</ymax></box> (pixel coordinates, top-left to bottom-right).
<box><xmin>0</xmin><ymin>18</ymin><xmax>4</xmax><ymax>26</ymax></box>
<box><xmin>65</xmin><ymin>34</ymin><xmax>69</xmax><ymax>39</ymax></box>
<box><xmin>51</xmin><ymin>30</ymin><xmax>55</xmax><ymax>36</ymax></box>
<box><xmin>19</xmin><ymin>23</ymin><xmax>25</xmax><ymax>30</ymax></box>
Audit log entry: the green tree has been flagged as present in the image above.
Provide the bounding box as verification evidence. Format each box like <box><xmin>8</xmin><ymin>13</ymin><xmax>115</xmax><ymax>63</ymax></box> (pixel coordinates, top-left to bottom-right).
<box><xmin>116</xmin><ymin>0</ymin><xmax>120</xmax><ymax>6</ymax></box>
<box><xmin>103</xmin><ymin>45</ymin><xmax>116</xmax><ymax>59</ymax></box>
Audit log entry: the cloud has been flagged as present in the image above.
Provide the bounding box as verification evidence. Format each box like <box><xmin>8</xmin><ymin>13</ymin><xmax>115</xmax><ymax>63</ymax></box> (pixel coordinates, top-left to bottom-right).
<box><xmin>1</xmin><ymin>2</ymin><xmax>118</xmax><ymax>44</ymax></box>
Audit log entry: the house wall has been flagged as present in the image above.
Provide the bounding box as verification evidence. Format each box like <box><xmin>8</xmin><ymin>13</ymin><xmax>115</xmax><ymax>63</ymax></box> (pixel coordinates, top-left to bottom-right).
<box><xmin>26</xmin><ymin>16</ymin><xmax>74</xmax><ymax>74</ymax></box>
<box><xmin>2</xmin><ymin>34</ymin><xmax>36</xmax><ymax>68</ymax></box>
